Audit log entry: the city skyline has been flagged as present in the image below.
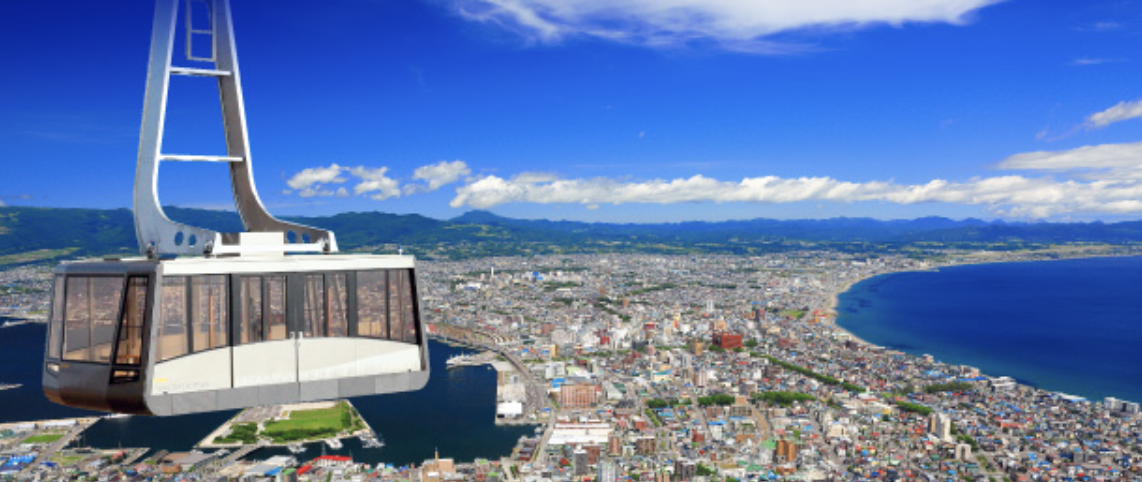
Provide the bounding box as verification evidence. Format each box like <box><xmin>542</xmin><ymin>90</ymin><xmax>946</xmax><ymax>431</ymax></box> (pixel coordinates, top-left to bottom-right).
<box><xmin>3</xmin><ymin>0</ymin><xmax>1142</xmax><ymax>223</ymax></box>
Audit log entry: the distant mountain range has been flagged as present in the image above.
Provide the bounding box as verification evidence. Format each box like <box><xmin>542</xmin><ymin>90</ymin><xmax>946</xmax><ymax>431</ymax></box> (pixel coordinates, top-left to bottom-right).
<box><xmin>1</xmin><ymin>206</ymin><xmax>1140</xmax><ymax>259</ymax></box>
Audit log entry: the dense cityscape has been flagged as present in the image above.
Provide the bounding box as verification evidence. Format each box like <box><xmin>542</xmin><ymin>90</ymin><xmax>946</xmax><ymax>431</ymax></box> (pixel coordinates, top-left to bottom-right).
<box><xmin>5</xmin><ymin>0</ymin><xmax>1141</xmax><ymax>479</ymax></box>
<box><xmin>2</xmin><ymin>246</ymin><xmax>1141</xmax><ymax>481</ymax></box>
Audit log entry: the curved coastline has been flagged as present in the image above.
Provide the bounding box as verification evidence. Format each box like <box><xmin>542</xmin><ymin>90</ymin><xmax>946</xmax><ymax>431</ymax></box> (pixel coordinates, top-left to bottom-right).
<box><xmin>824</xmin><ymin>253</ymin><xmax>1142</xmax><ymax>403</ymax></box>
<box><xmin>823</xmin><ymin>252</ymin><xmax>1139</xmax><ymax>343</ymax></box>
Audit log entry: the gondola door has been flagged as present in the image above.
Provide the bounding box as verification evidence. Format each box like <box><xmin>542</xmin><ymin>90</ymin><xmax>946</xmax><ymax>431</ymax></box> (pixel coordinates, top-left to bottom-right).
<box><xmin>231</xmin><ymin>275</ymin><xmax>297</xmax><ymax>387</ymax></box>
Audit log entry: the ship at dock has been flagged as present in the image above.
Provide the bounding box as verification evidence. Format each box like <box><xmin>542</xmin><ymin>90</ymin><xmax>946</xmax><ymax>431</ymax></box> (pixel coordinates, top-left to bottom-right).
<box><xmin>446</xmin><ymin>353</ymin><xmax>477</xmax><ymax>369</ymax></box>
<box><xmin>447</xmin><ymin>351</ymin><xmax>496</xmax><ymax>369</ymax></box>
<box><xmin>359</xmin><ymin>431</ymin><xmax>384</xmax><ymax>449</ymax></box>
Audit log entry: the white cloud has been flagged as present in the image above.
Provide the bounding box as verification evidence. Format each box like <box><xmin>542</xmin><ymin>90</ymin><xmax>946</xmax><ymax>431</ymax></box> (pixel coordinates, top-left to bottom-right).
<box><xmin>285</xmin><ymin>163</ymin><xmax>354</xmax><ymax>198</ymax></box>
<box><xmin>299</xmin><ymin>187</ymin><xmax>341</xmax><ymax>198</ymax></box>
<box><xmin>513</xmin><ymin>172</ymin><xmax>560</xmax><ymax>183</ymax></box>
<box><xmin>1076</xmin><ymin>21</ymin><xmax>1123</xmax><ymax>32</ymax></box>
<box><xmin>452</xmin><ymin>0</ymin><xmax>1001</xmax><ymax>52</ymax></box>
<box><xmin>449</xmin><ymin>141</ymin><xmax>1142</xmax><ymax>218</ymax></box>
<box><xmin>1070</xmin><ymin>58</ymin><xmax>1124</xmax><ymax>67</ymax></box>
<box><xmin>282</xmin><ymin>140</ymin><xmax>1142</xmax><ymax>218</ymax></box>
<box><xmin>405</xmin><ymin>160</ymin><xmax>472</xmax><ymax>194</ymax></box>
<box><xmin>1084</xmin><ymin>99</ymin><xmax>1142</xmax><ymax>130</ymax></box>
<box><xmin>350</xmin><ymin>166</ymin><xmax>402</xmax><ymax>201</ymax></box>
<box><xmin>996</xmin><ymin>141</ymin><xmax>1142</xmax><ymax>177</ymax></box>
<box><xmin>286</xmin><ymin>163</ymin><xmax>347</xmax><ymax>190</ymax></box>
<box><xmin>285</xmin><ymin>164</ymin><xmax>401</xmax><ymax>200</ymax></box>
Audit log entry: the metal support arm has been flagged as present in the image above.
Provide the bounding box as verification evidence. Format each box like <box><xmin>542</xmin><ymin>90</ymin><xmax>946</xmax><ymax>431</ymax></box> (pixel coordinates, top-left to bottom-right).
<box><xmin>134</xmin><ymin>0</ymin><xmax>337</xmax><ymax>257</ymax></box>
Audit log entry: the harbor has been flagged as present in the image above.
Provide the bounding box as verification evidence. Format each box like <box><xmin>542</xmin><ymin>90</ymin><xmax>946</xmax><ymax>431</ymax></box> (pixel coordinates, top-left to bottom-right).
<box><xmin>431</xmin><ymin>328</ymin><xmax>551</xmax><ymax>427</ymax></box>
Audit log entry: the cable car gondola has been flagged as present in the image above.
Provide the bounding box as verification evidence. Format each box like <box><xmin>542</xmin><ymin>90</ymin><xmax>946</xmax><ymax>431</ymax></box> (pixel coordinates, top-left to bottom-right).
<box><xmin>42</xmin><ymin>0</ymin><xmax>429</xmax><ymax>416</ymax></box>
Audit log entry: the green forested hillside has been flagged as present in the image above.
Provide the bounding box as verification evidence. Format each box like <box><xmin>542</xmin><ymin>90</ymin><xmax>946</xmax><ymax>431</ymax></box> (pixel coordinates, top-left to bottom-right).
<box><xmin>2</xmin><ymin>206</ymin><xmax>1141</xmax><ymax>260</ymax></box>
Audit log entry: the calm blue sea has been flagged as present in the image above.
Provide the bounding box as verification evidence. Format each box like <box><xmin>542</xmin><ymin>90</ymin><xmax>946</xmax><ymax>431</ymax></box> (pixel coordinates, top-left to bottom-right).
<box><xmin>836</xmin><ymin>256</ymin><xmax>1142</xmax><ymax>403</ymax></box>
<box><xmin>0</xmin><ymin>323</ymin><xmax>534</xmax><ymax>466</ymax></box>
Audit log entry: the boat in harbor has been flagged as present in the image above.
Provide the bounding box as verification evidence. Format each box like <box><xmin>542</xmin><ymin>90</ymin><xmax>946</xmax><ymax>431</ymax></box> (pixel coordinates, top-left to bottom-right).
<box><xmin>359</xmin><ymin>430</ymin><xmax>384</xmax><ymax>449</ymax></box>
<box><xmin>0</xmin><ymin>383</ymin><xmax>22</xmax><ymax>391</ymax></box>
<box><xmin>446</xmin><ymin>353</ymin><xmax>479</xmax><ymax>369</ymax></box>
<box><xmin>325</xmin><ymin>438</ymin><xmax>343</xmax><ymax>450</ymax></box>
<box><xmin>1</xmin><ymin>320</ymin><xmax>28</xmax><ymax>329</ymax></box>
<box><xmin>287</xmin><ymin>443</ymin><xmax>305</xmax><ymax>454</ymax></box>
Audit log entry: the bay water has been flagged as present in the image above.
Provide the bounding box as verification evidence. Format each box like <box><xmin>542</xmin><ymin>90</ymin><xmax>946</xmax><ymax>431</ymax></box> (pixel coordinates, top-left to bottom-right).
<box><xmin>836</xmin><ymin>256</ymin><xmax>1142</xmax><ymax>403</ymax></box>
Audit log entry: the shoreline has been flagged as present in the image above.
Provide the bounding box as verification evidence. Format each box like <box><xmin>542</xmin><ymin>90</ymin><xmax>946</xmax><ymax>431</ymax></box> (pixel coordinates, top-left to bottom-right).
<box><xmin>819</xmin><ymin>249</ymin><xmax>1142</xmax><ymax>402</ymax></box>
<box><xmin>0</xmin><ymin>416</ymin><xmax>102</xmax><ymax>431</ymax></box>
<box><xmin>823</xmin><ymin>249</ymin><xmax>1142</xmax><ymax>339</ymax></box>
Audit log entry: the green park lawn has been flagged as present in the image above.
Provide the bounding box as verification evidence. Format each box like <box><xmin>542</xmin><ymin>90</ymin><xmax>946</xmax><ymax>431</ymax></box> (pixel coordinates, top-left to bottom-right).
<box><xmin>22</xmin><ymin>433</ymin><xmax>64</xmax><ymax>444</ymax></box>
<box><xmin>262</xmin><ymin>401</ymin><xmax>364</xmax><ymax>443</ymax></box>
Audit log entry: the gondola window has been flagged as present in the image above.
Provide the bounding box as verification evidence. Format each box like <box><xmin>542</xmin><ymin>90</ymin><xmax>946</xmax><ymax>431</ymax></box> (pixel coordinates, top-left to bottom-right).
<box><xmin>356</xmin><ymin>270</ymin><xmax>388</xmax><ymax>339</ymax></box>
<box><xmin>191</xmin><ymin>275</ymin><xmax>228</xmax><ymax>351</ymax></box>
<box><xmin>158</xmin><ymin>277</ymin><xmax>189</xmax><ymax>361</ymax></box>
<box><xmin>63</xmin><ymin>276</ymin><xmax>123</xmax><ymax>363</ymax></box>
<box><xmin>115</xmin><ymin>277</ymin><xmax>149</xmax><ymax>365</ymax></box>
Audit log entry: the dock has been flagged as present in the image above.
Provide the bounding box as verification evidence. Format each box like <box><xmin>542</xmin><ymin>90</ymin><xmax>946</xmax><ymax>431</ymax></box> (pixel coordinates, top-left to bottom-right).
<box><xmin>429</xmin><ymin>329</ymin><xmax>550</xmax><ymax>427</ymax></box>
<box><xmin>447</xmin><ymin>351</ymin><xmax>497</xmax><ymax>368</ymax></box>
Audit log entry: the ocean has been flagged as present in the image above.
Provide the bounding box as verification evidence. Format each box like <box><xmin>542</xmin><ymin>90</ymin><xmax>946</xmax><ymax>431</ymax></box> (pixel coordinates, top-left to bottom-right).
<box><xmin>836</xmin><ymin>256</ymin><xmax>1142</xmax><ymax>403</ymax></box>
<box><xmin>0</xmin><ymin>323</ymin><xmax>535</xmax><ymax>466</ymax></box>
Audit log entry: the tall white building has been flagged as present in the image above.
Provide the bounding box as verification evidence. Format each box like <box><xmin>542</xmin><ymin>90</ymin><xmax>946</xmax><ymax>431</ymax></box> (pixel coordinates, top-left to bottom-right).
<box><xmin>598</xmin><ymin>460</ymin><xmax>617</xmax><ymax>482</ymax></box>
<box><xmin>928</xmin><ymin>413</ymin><xmax>951</xmax><ymax>442</ymax></box>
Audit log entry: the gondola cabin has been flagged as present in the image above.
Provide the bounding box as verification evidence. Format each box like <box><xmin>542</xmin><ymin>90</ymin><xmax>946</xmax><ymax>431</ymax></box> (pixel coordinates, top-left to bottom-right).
<box><xmin>43</xmin><ymin>0</ymin><xmax>433</xmax><ymax>415</ymax></box>
<box><xmin>43</xmin><ymin>253</ymin><xmax>429</xmax><ymax>416</ymax></box>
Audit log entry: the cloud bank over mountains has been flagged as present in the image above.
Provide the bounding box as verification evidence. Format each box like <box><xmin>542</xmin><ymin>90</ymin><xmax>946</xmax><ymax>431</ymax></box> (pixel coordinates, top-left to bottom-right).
<box><xmin>282</xmin><ymin>99</ymin><xmax>1142</xmax><ymax>220</ymax></box>
<box><xmin>281</xmin><ymin>138</ymin><xmax>1142</xmax><ymax>220</ymax></box>
<box><xmin>447</xmin><ymin>155</ymin><xmax>1142</xmax><ymax>219</ymax></box>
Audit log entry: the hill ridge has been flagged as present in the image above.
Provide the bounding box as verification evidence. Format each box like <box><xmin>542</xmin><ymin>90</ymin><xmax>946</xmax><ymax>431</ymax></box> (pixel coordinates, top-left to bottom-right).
<box><xmin>2</xmin><ymin>206</ymin><xmax>1140</xmax><ymax>259</ymax></box>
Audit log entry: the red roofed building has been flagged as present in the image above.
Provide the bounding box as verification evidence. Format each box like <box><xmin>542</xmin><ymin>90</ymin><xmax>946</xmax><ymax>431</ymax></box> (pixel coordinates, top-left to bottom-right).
<box><xmin>313</xmin><ymin>455</ymin><xmax>353</xmax><ymax>468</ymax></box>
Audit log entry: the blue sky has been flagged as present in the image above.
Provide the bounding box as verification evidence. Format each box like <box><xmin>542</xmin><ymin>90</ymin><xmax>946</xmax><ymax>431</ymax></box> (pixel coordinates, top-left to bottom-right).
<box><xmin>2</xmin><ymin>0</ymin><xmax>1142</xmax><ymax>223</ymax></box>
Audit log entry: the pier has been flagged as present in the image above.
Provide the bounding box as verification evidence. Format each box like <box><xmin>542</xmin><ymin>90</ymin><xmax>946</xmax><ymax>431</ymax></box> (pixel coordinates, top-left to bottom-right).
<box><xmin>447</xmin><ymin>351</ymin><xmax>498</xmax><ymax>368</ymax></box>
<box><xmin>429</xmin><ymin>324</ymin><xmax>550</xmax><ymax>427</ymax></box>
